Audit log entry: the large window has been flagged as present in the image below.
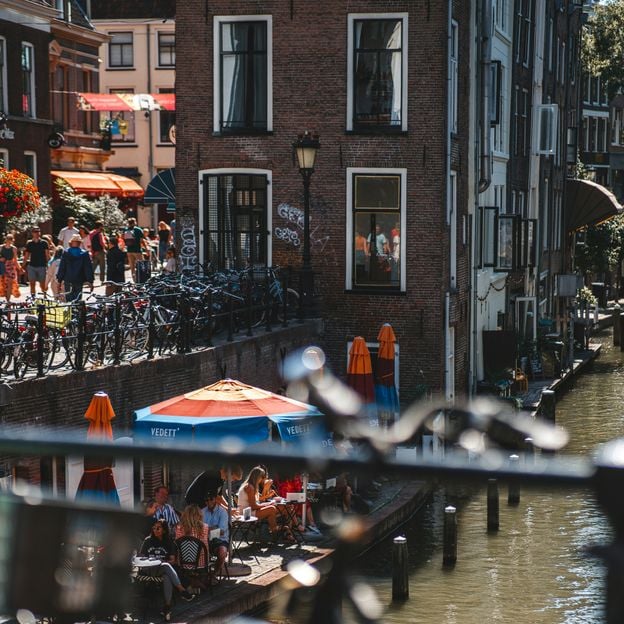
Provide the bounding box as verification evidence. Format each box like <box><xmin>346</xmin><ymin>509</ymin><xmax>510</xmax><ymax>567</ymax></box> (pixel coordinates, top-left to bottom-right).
<box><xmin>108</xmin><ymin>89</ymin><xmax>135</xmax><ymax>143</ymax></box>
<box><xmin>346</xmin><ymin>169</ymin><xmax>406</xmax><ymax>291</ymax></box>
<box><xmin>109</xmin><ymin>32</ymin><xmax>133</xmax><ymax>68</ymax></box>
<box><xmin>0</xmin><ymin>149</ymin><xmax>8</xmax><ymax>169</ymax></box>
<box><xmin>201</xmin><ymin>171</ymin><xmax>270</xmax><ymax>270</ymax></box>
<box><xmin>536</xmin><ymin>104</ymin><xmax>558</xmax><ymax>156</ymax></box>
<box><xmin>450</xmin><ymin>21</ymin><xmax>458</xmax><ymax>134</ymax></box>
<box><xmin>214</xmin><ymin>16</ymin><xmax>271</xmax><ymax>133</ymax></box>
<box><xmin>158</xmin><ymin>87</ymin><xmax>175</xmax><ymax>143</ymax></box>
<box><xmin>347</xmin><ymin>14</ymin><xmax>407</xmax><ymax>132</ymax></box>
<box><xmin>0</xmin><ymin>38</ymin><xmax>6</xmax><ymax>114</ymax></box>
<box><xmin>158</xmin><ymin>33</ymin><xmax>175</xmax><ymax>67</ymax></box>
<box><xmin>23</xmin><ymin>152</ymin><xmax>36</xmax><ymax>183</ymax></box>
<box><xmin>21</xmin><ymin>43</ymin><xmax>35</xmax><ymax>118</ymax></box>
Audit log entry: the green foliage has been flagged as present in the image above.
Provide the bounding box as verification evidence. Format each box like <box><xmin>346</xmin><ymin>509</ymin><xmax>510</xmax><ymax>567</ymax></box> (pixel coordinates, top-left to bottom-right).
<box><xmin>54</xmin><ymin>180</ymin><xmax>127</xmax><ymax>235</ymax></box>
<box><xmin>5</xmin><ymin>195</ymin><xmax>53</xmax><ymax>234</ymax></box>
<box><xmin>583</xmin><ymin>1</ymin><xmax>624</xmax><ymax>99</ymax></box>
<box><xmin>577</xmin><ymin>285</ymin><xmax>598</xmax><ymax>306</ymax></box>
<box><xmin>575</xmin><ymin>214</ymin><xmax>624</xmax><ymax>276</ymax></box>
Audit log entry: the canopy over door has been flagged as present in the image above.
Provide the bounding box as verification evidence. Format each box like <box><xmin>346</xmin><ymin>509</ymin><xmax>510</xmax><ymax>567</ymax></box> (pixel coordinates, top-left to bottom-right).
<box><xmin>145</xmin><ymin>168</ymin><xmax>175</xmax><ymax>203</ymax></box>
<box><xmin>51</xmin><ymin>170</ymin><xmax>144</xmax><ymax>199</ymax></box>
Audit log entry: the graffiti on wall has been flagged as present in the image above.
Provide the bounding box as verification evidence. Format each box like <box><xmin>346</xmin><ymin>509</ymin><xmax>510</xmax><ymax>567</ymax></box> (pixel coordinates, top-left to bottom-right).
<box><xmin>178</xmin><ymin>216</ymin><xmax>197</xmax><ymax>272</ymax></box>
<box><xmin>274</xmin><ymin>201</ymin><xmax>330</xmax><ymax>252</ymax></box>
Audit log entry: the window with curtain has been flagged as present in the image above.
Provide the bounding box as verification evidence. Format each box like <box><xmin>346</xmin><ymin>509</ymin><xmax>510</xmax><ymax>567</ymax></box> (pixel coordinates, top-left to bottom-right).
<box><xmin>349</xmin><ymin>173</ymin><xmax>403</xmax><ymax>289</ymax></box>
<box><xmin>219</xmin><ymin>21</ymin><xmax>268</xmax><ymax>132</ymax></box>
<box><xmin>159</xmin><ymin>87</ymin><xmax>175</xmax><ymax>143</ymax></box>
<box><xmin>203</xmin><ymin>173</ymin><xmax>268</xmax><ymax>269</ymax></box>
<box><xmin>109</xmin><ymin>32</ymin><xmax>133</xmax><ymax>68</ymax></box>
<box><xmin>352</xmin><ymin>18</ymin><xmax>403</xmax><ymax>130</ymax></box>
<box><xmin>21</xmin><ymin>43</ymin><xmax>35</xmax><ymax>118</ymax></box>
<box><xmin>158</xmin><ymin>33</ymin><xmax>175</xmax><ymax>67</ymax></box>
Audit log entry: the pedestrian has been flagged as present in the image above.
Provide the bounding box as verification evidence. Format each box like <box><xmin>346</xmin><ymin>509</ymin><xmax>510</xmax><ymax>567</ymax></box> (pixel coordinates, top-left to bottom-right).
<box><xmin>89</xmin><ymin>221</ymin><xmax>107</xmax><ymax>285</ymax></box>
<box><xmin>0</xmin><ymin>234</ymin><xmax>21</xmax><ymax>302</ymax></box>
<box><xmin>79</xmin><ymin>225</ymin><xmax>91</xmax><ymax>253</ymax></box>
<box><xmin>56</xmin><ymin>234</ymin><xmax>94</xmax><ymax>302</ymax></box>
<box><xmin>45</xmin><ymin>246</ymin><xmax>63</xmax><ymax>297</ymax></box>
<box><xmin>57</xmin><ymin>216</ymin><xmax>80</xmax><ymax>249</ymax></box>
<box><xmin>105</xmin><ymin>236</ymin><xmax>127</xmax><ymax>295</ymax></box>
<box><xmin>162</xmin><ymin>247</ymin><xmax>177</xmax><ymax>274</ymax></box>
<box><xmin>157</xmin><ymin>221</ymin><xmax>172</xmax><ymax>266</ymax></box>
<box><xmin>122</xmin><ymin>217</ymin><xmax>144</xmax><ymax>282</ymax></box>
<box><xmin>23</xmin><ymin>226</ymin><xmax>49</xmax><ymax>296</ymax></box>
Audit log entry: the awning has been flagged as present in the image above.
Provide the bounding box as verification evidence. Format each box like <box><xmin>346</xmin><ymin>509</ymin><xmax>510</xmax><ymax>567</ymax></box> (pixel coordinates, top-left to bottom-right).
<box><xmin>77</xmin><ymin>92</ymin><xmax>175</xmax><ymax>112</ymax></box>
<box><xmin>144</xmin><ymin>168</ymin><xmax>175</xmax><ymax>203</ymax></box>
<box><xmin>565</xmin><ymin>178</ymin><xmax>623</xmax><ymax>232</ymax></box>
<box><xmin>51</xmin><ymin>170</ymin><xmax>144</xmax><ymax>199</ymax></box>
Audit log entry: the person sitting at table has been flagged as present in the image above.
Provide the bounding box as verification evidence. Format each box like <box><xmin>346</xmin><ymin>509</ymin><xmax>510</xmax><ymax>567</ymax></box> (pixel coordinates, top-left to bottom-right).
<box><xmin>274</xmin><ymin>472</ymin><xmax>320</xmax><ymax>534</ymax></box>
<box><xmin>185</xmin><ymin>464</ymin><xmax>243</xmax><ymax>510</ymax></box>
<box><xmin>202</xmin><ymin>491</ymin><xmax>229</xmax><ymax>576</ymax></box>
<box><xmin>139</xmin><ymin>498</ymin><xmax>161</xmax><ymax>542</ymax></box>
<box><xmin>153</xmin><ymin>484</ymin><xmax>180</xmax><ymax>533</ymax></box>
<box><xmin>237</xmin><ymin>466</ymin><xmax>296</xmax><ymax>543</ymax></box>
<box><xmin>258</xmin><ymin>464</ymin><xmax>279</xmax><ymax>502</ymax></box>
<box><xmin>174</xmin><ymin>504</ymin><xmax>210</xmax><ymax>569</ymax></box>
<box><xmin>139</xmin><ymin>519</ymin><xmax>195</xmax><ymax>619</ymax></box>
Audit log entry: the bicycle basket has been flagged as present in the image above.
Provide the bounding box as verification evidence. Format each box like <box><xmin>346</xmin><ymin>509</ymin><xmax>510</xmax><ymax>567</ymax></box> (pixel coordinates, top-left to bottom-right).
<box><xmin>43</xmin><ymin>300</ymin><xmax>72</xmax><ymax>329</ymax></box>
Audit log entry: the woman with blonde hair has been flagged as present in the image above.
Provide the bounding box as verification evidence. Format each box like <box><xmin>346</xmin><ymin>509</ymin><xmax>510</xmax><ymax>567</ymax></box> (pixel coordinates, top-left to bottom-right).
<box><xmin>0</xmin><ymin>234</ymin><xmax>21</xmax><ymax>301</ymax></box>
<box><xmin>157</xmin><ymin>221</ymin><xmax>172</xmax><ymax>266</ymax></box>
<box><xmin>175</xmin><ymin>503</ymin><xmax>210</xmax><ymax>567</ymax></box>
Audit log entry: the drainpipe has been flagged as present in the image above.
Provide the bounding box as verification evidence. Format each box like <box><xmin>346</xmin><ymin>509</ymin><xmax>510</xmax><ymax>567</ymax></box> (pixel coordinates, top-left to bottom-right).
<box><xmin>478</xmin><ymin>0</ymin><xmax>492</xmax><ymax>193</ymax></box>
<box><xmin>146</xmin><ymin>22</ymin><xmax>156</xmax><ymax>230</ymax></box>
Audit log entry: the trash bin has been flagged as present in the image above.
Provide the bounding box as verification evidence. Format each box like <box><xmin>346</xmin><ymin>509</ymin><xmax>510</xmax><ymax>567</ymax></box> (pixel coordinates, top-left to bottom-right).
<box><xmin>591</xmin><ymin>282</ymin><xmax>606</xmax><ymax>308</ymax></box>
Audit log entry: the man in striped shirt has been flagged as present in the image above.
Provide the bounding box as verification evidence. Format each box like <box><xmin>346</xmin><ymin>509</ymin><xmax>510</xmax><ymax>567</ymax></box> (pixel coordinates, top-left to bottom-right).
<box><xmin>153</xmin><ymin>484</ymin><xmax>180</xmax><ymax>533</ymax></box>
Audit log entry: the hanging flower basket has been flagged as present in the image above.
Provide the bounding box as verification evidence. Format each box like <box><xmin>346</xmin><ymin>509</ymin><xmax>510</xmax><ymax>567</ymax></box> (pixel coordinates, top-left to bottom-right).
<box><xmin>0</xmin><ymin>168</ymin><xmax>40</xmax><ymax>218</ymax></box>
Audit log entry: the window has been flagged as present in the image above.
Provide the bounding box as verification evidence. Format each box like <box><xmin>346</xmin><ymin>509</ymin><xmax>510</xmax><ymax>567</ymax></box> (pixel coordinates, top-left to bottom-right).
<box><xmin>492</xmin><ymin>64</ymin><xmax>507</xmax><ymax>153</ymax></box>
<box><xmin>214</xmin><ymin>16</ymin><xmax>272</xmax><ymax>133</ymax></box>
<box><xmin>23</xmin><ymin>152</ymin><xmax>36</xmax><ymax>183</ymax></box>
<box><xmin>158</xmin><ymin>33</ymin><xmax>175</xmax><ymax>67</ymax></box>
<box><xmin>535</xmin><ymin>104</ymin><xmax>558</xmax><ymax>155</ymax></box>
<box><xmin>158</xmin><ymin>87</ymin><xmax>175</xmax><ymax>143</ymax></box>
<box><xmin>494</xmin><ymin>0</ymin><xmax>509</xmax><ymax>34</ymax></box>
<box><xmin>513</xmin><ymin>88</ymin><xmax>529</xmax><ymax>157</ymax></box>
<box><xmin>479</xmin><ymin>206</ymin><xmax>497</xmax><ymax>268</ymax></box>
<box><xmin>108</xmin><ymin>89</ymin><xmax>135</xmax><ymax>143</ymax></box>
<box><xmin>597</xmin><ymin>118</ymin><xmax>607</xmax><ymax>153</ymax></box>
<box><xmin>0</xmin><ymin>149</ymin><xmax>8</xmax><ymax>169</ymax></box>
<box><xmin>109</xmin><ymin>32</ymin><xmax>133</xmax><ymax>68</ymax></box>
<box><xmin>21</xmin><ymin>43</ymin><xmax>35</xmax><ymax>118</ymax></box>
<box><xmin>346</xmin><ymin>168</ymin><xmax>406</xmax><ymax>291</ymax></box>
<box><xmin>201</xmin><ymin>171</ymin><xmax>270</xmax><ymax>270</ymax></box>
<box><xmin>450</xmin><ymin>21</ymin><xmax>458</xmax><ymax>134</ymax></box>
<box><xmin>490</xmin><ymin>61</ymin><xmax>502</xmax><ymax>125</ymax></box>
<box><xmin>0</xmin><ymin>38</ymin><xmax>6</xmax><ymax>114</ymax></box>
<box><xmin>347</xmin><ymin>13</ymin><xmax>408</xmax><ymax>132</ymax></box>
<box><xmin>515</xmin><ymin>0</ymin><xmax>532</xmax><ymax>66</ymax></box>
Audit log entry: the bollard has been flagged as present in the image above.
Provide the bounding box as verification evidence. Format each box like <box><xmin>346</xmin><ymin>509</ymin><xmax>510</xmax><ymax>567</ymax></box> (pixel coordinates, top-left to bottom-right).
<box><xmin>443</xmin><ymin>506</ymin><xmax>457</xmax><ymax>566</ymax></box>
<box><xmin>508</xmin><ymin>454</ymin><xmax>520</xmax><ymax>506</ymax></box>
<box><xmin>614</xmin><ymin>305</ymin><xmax>621</xmax><ymax>347</ymax></box>
<box><xmin>392</xmin><ymin>536</ymin><xmax>409</xmax><ymax>601</ymax></box>
<box><xmin>620</xmin><ymin>314</ymin><xmax>624</xmax><ymax>351</ymax></box>
<box><xmin>524</xmin><ymin>437</ymin><xmax>534</xmax><ymax>462</ymax></box>
<box><xmin>541</xmin><ymin>389</ymin><xmax>556</xmax><ymax>422</ymax></box>
<box><xmin>487</xmin><ymin>479</ymin><xmax>499</xmax><ymax>532</ymax></box>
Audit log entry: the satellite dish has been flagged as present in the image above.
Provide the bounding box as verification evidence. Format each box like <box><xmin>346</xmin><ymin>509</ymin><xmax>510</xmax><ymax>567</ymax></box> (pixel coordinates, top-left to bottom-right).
<box><xmin>47</xmin><ymin>132</ymin><xmax>65</xmax><ymax>149</ymax></box>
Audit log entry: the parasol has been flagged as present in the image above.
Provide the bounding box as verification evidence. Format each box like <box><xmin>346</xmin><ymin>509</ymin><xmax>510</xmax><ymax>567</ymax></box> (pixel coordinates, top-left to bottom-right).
<box><xmin>347</xmin><ymin>337</ymin><xmax>377</xmax><ymax>426</ymax></box>
<box><xmin>375</xmin><ymin>323</ymin><xmax>400</xmax><ymax>426</ymax></box>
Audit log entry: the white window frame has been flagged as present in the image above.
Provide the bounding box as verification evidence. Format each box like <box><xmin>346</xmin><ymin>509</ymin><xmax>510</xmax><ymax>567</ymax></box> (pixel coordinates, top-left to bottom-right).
<box><xmin>213</xmin><ymin>15</ymin><xmax>273</xmax><ymax>134</ymax></box>
<box><xmin>345</xmin><ymin>167</ymin><xmax>407</xmax><ymax>292</ymax></box>
<box><xmin>0</xmin><ymin>37</ymin><xmax>6</xmax><ymax>114</ymax></box>
<box><xmin>23</xmin><ymin>151</ymin><xmax>37</xmax><ymax>183</ymax></box>
<box><xmin>346</xmin><ymin>13</ymin><xmax>408</xmax><ymax>132</ymax></box>
<box><xmin>197</xmin><ymin>167</ymin><xmax>273</xmax><ymax>267</ymax></box>
<box><xmin>0</xmin><ymin>148</ymin><xmax>8</xmax><ymax>169</ymax></box>
<box><xmin>535</xmin><ymin>104</ymin><xmax>558</xmax><ymax>156</ymax></box>
<box><xmin>450</xmin><ymin>171</ymin><xmax>457</xmax><ymax>289</ymax></box>
<box><xmin>449</xmin><ymin>20</ymin><xmax>458</xmax><ymax>134</ymax></box>
<box><xmin>108</xmin><ymin>32</ymin><xmax>134</xmax><ymax>69</ymax></box>
<box><xmin>157</xmin><ymin>31</ymin><xmax>175</xmax><ymax>68</ymax></box>
<box><xmin>494</xmin><ymin>0</ymin><xmax>509</xmax><ymax>36</ymax></box>
<box><xmin>21</xmin><ymin>42</ymin><xmax>36</xmax><ymax>118</ymax></box>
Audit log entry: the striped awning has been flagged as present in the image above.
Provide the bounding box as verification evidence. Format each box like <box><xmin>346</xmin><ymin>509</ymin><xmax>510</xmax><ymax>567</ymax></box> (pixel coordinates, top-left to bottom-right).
<box><xmin>51</xmin><ymin>170</ymin><xmax>144</xmax><ymax>199</ymax></box>
<box><xmin>77</xmin><ymin>92</ymin><xmax>175</xmax><ymax>112</ymax></box>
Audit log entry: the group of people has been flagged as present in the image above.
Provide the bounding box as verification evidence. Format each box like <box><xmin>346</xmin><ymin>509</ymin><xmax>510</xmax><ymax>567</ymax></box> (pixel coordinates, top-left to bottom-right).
<box><xmin>0</xmin><ymin>217</ymin><xmax>178</xmax><ymax>303</ymax></box>
<box><xmin>354</xmin><ymin>221</ymin><xmax>400</xmax><ymax>284</ymax></box>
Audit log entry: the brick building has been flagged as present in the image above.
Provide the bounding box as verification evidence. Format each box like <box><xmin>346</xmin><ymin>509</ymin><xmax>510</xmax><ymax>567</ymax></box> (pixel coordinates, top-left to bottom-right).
<box><xmin>175</xmin><ymin>2</ymin><xmax>472</xmax><ymax>403</ymax></box>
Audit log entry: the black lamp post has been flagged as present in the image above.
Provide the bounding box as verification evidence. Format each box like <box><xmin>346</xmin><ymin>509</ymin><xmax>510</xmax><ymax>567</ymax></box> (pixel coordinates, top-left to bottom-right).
<box><xmin>293</xmin><ymin>131</ymin><xmax>320</xmax><ymax>317</ymax></box>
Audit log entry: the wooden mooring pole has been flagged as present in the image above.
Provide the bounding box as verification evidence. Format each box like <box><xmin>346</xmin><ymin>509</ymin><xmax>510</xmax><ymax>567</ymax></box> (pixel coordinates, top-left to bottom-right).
<box><xmin>487</xmin><ymin>478</ymin><xmax>499</xmax><ymax>532</ymax></box>
<box><xmin>614</xmin><ymin>305</ymin><xmax>621</xmax><ymax>347</ymax></box>
<box><xmin>443</xmin><ymin>505</ymin><xmax>457</xmax><ymax>566</ymax></box>
<box><xmin>541</xmin><ymin>389</ymin><xmax>556</xmax><ymax>422</ymax></box>
<box><xmin>392</xmin><ymin>536</ymin><xmax>409</xmax><ymax>601</ymax></box>
<box><xmin>508</xmin><ymin>454</ymin><xmax>520</xmax><ymax>506</ymax></box>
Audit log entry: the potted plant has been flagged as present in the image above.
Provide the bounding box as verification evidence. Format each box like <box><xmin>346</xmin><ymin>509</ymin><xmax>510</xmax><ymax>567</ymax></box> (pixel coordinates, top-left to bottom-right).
<box><xmin>0</xmin><ymin>168</ymin><xmax>40</xmax><ymax>218</ymax></box>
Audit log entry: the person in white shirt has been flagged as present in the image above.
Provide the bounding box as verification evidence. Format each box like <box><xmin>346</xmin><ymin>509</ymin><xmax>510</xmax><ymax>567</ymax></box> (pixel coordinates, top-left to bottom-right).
<box><xmin>57</xmin><ymin>217</ymin><xmax>80</xmax><ymax>249</ymax></box>
<box><xmin>202</xmin><ymin>492</ymin><xmax>229</xmax><ymax>576</ymax></box>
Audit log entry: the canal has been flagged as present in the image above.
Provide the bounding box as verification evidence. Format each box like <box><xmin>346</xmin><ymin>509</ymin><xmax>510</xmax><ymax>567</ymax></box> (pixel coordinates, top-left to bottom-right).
<box><xmin>255</xmin><ymin>329</ymin><xmax>622</xmax><ymax>623</ymax></box>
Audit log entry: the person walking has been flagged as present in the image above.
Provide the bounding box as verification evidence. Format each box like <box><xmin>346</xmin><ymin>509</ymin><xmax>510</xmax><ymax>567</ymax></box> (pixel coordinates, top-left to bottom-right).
<box><xmin>23</xmin><ymin>226</ymin><xmax>49</xmax><ymax>296</ymax></box>
<box><xmin>57</xmin><ymin>216</ymin><xmax>80</xmax><ymax>249</ymax></box>
<box><xmin>56</xmin><ymin>234</ymin><xmax>94</xmax><ymax>302</ymax></box>
<box><xmin>0</xmin><ymin>234</ymin><xmax>21</xmax><ymax>302</ymax></box>
<box><xmin>122</xmin><ymin>217</ymin><xmax>144</xmax><ymax>282</ymax></box>
<box><xmin>45</xmin><ymin>246</ymin><xmax>63</xmax><ymax>297</ymax></box>
<box><xmin>157</xmin><ymin>221</ymin><xmax>172</xmax><ymax>266</ymax></box>
<box><xmin>89</xmin><ymin>221</ymin><xmax>107</xmax><ymax>285</ymax></box>
<box><xmin>105</xmin><ymin>236</ymin><xmax>127</xmax><ymax>295</ymax></box>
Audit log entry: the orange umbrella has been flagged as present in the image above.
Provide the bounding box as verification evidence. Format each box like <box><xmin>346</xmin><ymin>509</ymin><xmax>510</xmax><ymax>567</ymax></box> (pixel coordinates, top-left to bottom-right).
<box><xmin>347</xmin><ymin>336</ymin><xmax>376</xmax><ymax>407</ymax></box>
<box><xmin>85</xmin><ymin>391</ymin><xmax>115</xmax><ymax>439</ymax></box>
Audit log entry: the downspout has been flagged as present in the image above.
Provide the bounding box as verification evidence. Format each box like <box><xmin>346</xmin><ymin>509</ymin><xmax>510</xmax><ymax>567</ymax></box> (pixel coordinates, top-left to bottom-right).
<box><xmin>146</xmin><ymin>23</ymin><xmax>156</xmax><ymax>230</ymax></box>
<box><xmin>478</xmin><ymin>0</ymin><xmax>493</xmax><ymax>193</ymax></box>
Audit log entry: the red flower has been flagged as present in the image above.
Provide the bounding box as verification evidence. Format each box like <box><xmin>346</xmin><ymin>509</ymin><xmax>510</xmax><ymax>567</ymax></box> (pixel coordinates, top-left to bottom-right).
<box><xmin>0</xmin><ymin>168</ymin><xmax>40</xmax><ymax>218</ymax></box>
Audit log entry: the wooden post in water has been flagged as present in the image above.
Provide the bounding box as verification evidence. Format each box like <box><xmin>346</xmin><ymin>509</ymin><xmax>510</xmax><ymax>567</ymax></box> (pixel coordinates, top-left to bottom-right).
<box><xmin>443</xmin><ymin>506</ymin><xmax>457</xmax><ymax>566</ymax></box>
<box><xmin>524</xmin><ymin>437</ymin><xmax>534</xmax><ymax>462</ymax></box>
<box><xmin>508</xmin><ymin>454</ymin><xmax>520</xmax><ymax>505</ymax></box>
<box><xmin>613</xmin><ymin>305</ymin><xmax>621</xmax><ymax>347</ymax></box>
<box><xmin>620</xmin><ymin>314</ymin><xmax>624</xmax><ymax>351</ymax></box>
<box><xmin>392</xmin><ymin>536</ymin><xmax>409</xmax><ymax>601</ymax></box>
<box><xmin>541</xmin><ymin>389</ymin><xmax>556</xmax><ymax>422</ymax></box>
<box><xmin>487</xmin><ymin>479</ymin><xmax>499</xmax><ymax>532</ymax></box>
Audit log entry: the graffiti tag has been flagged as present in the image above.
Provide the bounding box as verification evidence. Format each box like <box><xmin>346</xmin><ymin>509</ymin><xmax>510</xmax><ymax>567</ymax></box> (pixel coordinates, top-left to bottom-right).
<box><xmin>178</xmin><ymin>216</ymin><xmax>197</xmax><ymax>272</ymax></box>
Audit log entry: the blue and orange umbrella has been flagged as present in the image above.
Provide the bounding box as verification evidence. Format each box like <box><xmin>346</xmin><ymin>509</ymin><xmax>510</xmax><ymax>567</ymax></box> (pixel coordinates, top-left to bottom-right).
<box><xmin>76</xmin><ymin>391</ymin><xmax>120</xmax><ymax>505</ymax></box>
<box><xmin>375</xmin><ymin>323</ymin><xmax>400</xmax><ymax>425</ymax></box>
<box><xmin>347</xmin><ymin>336</ymin><xmax>377</xmax><ymax>426</ymax></box>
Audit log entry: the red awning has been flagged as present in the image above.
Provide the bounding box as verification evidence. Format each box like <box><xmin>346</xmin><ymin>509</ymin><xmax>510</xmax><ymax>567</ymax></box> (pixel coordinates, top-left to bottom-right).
<box><xmin>51</xmin><ymin>170</ymin><xmax>144</xmax><ymax>199</ymax></box>
<box><xmin>77</xmin><ymin>92</ymin><xmax>175</xmax><ymax>112</ymax></box>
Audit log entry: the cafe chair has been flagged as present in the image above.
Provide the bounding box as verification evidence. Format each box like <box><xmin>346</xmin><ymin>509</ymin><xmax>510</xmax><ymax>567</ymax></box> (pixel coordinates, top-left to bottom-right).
<box><xmin>133</xmin><ymin>567</ymin><xmax>164</xmax><ymax>620</ymax></box>
<box><xmin>175</xmin><ymin>536</ymin><xmax>211</xmax><ymax>594</ymax></box>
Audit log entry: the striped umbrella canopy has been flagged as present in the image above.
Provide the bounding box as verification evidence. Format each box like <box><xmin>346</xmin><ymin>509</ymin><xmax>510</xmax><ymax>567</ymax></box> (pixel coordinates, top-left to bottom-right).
<box><xmin>375</xmin><ymin>323</ymin><xmax>400</xmax><ymax>425</ymax></box>
<box><xmin>347</xmin><ymin>337</ymin><xmax>377</xmax><ymax>425</ymax></box>
<box><xmin>76</xmin><ymin>392</ymin><xmax>120</xmax><ymax>505</ymax></box>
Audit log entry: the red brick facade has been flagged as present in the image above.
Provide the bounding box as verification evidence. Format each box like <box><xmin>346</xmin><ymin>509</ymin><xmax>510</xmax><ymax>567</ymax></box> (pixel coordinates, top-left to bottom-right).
<box><xmin>176</xmin><ymin>2</ymin><xmax>472</xmax><ymax>403</ymax></box>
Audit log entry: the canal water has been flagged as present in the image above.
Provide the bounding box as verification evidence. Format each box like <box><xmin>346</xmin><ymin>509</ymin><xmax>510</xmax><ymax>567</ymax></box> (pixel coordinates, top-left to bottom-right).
<box><xmin>255</xmin><ymin>329</ymin><xmax>623</xmax><ymax>623</ymax></box>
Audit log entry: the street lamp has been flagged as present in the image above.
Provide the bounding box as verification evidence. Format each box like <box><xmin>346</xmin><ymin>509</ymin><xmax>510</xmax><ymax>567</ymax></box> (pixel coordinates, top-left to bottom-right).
<box><xmin>293</xmin><ymin>131</ymin><xmax>320</xmax><ymax>317</ymax></box>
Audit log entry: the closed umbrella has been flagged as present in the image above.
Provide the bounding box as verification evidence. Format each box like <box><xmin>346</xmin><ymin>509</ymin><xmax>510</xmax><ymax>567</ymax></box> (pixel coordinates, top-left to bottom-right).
<box><xmin>375</xmin><ymin>323</ymin><xmax>400</xmax><ymax>426</ymax></box>
<box><xmin>76</xmin><ymin>391</ymin><xmax>120</xmax><ymax>505</ymax></box>
<box><xmin>347</xmin><ymin>336</ymin><xmax>377</xmax><ymax>426</ymax></box>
